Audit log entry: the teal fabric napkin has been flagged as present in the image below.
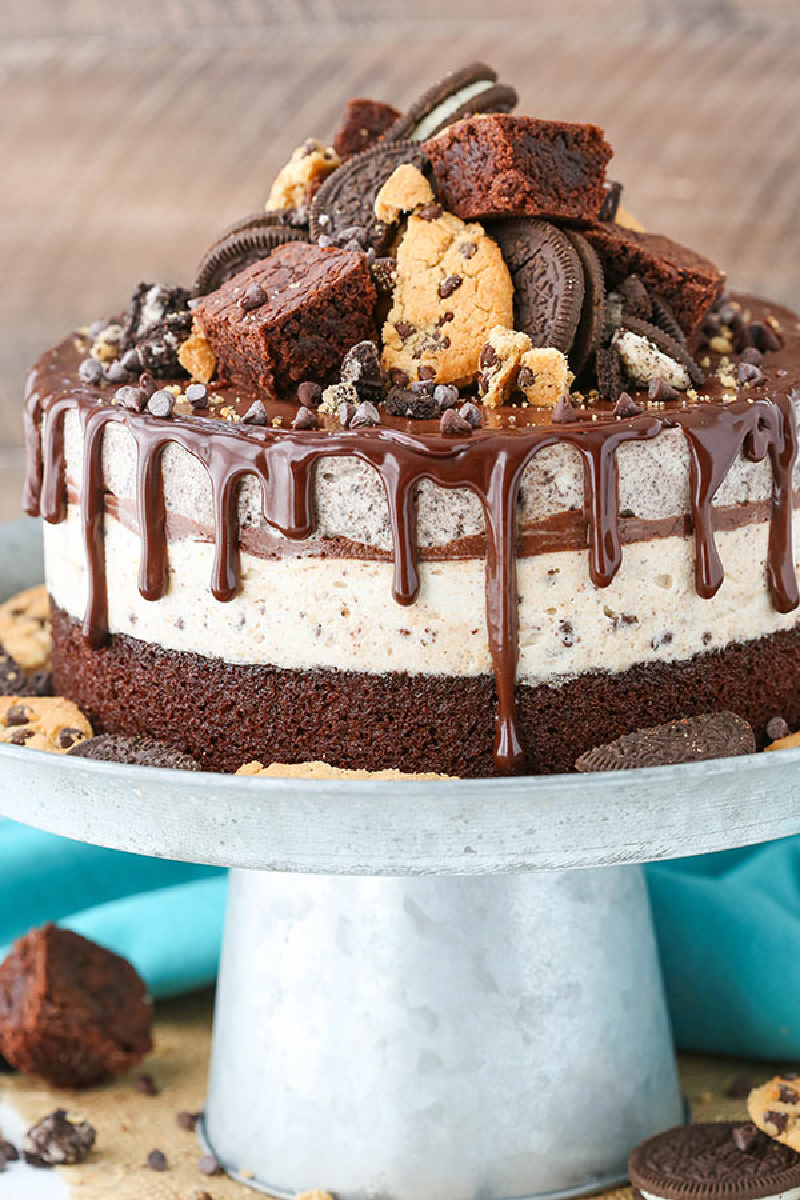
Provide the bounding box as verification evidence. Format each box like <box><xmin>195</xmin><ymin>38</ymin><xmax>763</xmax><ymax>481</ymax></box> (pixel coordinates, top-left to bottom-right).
<box><xmin>1</xmin><ymin>816</ymin><xmax>798</xmax><ymax>1058</ymax></box>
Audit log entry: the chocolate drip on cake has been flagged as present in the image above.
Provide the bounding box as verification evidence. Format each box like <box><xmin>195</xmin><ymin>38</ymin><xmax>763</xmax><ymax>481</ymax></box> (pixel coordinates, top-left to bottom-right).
<box><xmin>22</xmin><ymin>338</ymin><xmax>800</xmax><ymax>772</ymax></box>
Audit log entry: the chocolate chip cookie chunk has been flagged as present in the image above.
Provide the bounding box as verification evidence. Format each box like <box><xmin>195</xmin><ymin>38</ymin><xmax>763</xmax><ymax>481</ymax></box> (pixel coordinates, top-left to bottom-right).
<box><xmin>266</xmin><ymin>138</ymin><xmax>340</xmax><ymax>211</ymax></box>
<box><xmin>477</xmin><ymin>327</ymin><xmax>571</xmax><ymax>408</ymax></box>
<box><xmin>0</xmin><ymin>585</ymin><xmax>51</xmax><ymax>673</ymax></box>
<box><xmin>0</xmin><ymin>696</ymin><xmax>92</xmax><ymax>752</ymax></box>
<box><xmin>382</xmin><ymin>208</ymin><xmax>513</xmax><ymax>386</ymax></box>
<box><xmin>749</xmin><ymin>1078</ymin><xmax>800</xmax><ymax>1151</ymax></box>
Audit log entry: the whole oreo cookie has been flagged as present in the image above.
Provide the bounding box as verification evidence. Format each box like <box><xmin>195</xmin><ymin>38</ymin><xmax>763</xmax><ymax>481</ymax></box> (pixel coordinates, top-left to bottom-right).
<box><xmin>565</xmin><ymin>229</ymin><xmax>606</xmax><ymax>376</ymax></box>
<box><xmin>629</xmin><ymin>1121</ymin><xmax>800</xmax><ymax>1200</ymax></box>
<box><xmin>68</xmin><ymin>734</ymin><xmax>201</xmax><ymax>771</ymax></box>
<box><xmin>488</xmin><ymin>220</ymin><xmax>584</xmax><ymax>354</ymax></box>
<box><xmin>194</xmin><ymin>217</ymin><xmax>308</xmax><ymax>295</ymax></box>
<box><xmin>388</xmin><ymin>61</ymin><xmax>518</xmax><ymax>143</ymax></box>
<box><xmin>309</xmin><ymin>140</ymin><xmax>431</xmax><ymax>252</ymax></box>
<box><xmin>576</xmin><ymin>712</ymin><xmax>756</xmax><ymax>772</ymax></box>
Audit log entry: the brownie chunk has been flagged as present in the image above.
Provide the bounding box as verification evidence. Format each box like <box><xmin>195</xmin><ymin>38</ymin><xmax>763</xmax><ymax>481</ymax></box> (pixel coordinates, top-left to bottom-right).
<box><xmin>423</xmin><ymin>113</ymin><xmax>612</xmax><ymax>223</ymax></box>
<box><xmin>0</xmin><ymin>924</ymin><xmax>152</xmax><ymax>1088</ymax></box>
<box><xmin>584</xmin><ymin>223</ymin><xmax>725</xmax><ymax>336</ymax></box>
<box><xmin>193</xmin><ymin>242</ymin><xmax>377</xmax><ymax>398</ymax></box>
<box><xmin>332</xmin><ymin>97</ymin><xmax>401</xmax><ymax>160</ymax></box>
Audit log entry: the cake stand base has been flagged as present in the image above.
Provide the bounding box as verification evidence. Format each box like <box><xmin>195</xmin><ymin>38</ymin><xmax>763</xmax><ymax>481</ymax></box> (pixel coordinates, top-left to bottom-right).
<box><xmin>203</xmin><ymin>865</ymin><xmax>683</xmax><ymax>1200</ymax></box>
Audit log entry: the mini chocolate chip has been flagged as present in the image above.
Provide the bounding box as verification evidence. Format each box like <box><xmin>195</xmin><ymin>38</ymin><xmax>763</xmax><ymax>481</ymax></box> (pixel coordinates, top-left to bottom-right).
<box><xmin>5</xmin><ymin>704</ymin><xmax>29</xmax><ymax>726</ymax></box>
<box><xmin>145</xmin><ymin>1148</ymin><xmax>168</xmax><ymax>1171</ymax></box>
<box><xmin>121</xmin><ymin>347</ymin><xmax>143</xmax><ymax>374</ymax></box>
<box><xmin>458</xmin><ymin>240</ymin><xmax>477</xmax><ymax>259</ymax></box>
<box><xmin>292</xmin><ymin>406</ymin><xmax>318</xmax><ymax>430</ymax></box>
<box><xmin>389</xmin><ymin>369</ymin><xmax>410</xmax><ymax>388</ymax></box>
<box><xmin>350</xmin><ymin>400</ymin><xmax>381</xmax><ymax>428</ymax></box>
<box><xmin>738</xmin><ymin>361</ymin><xmax>764</xmax><ymax>385</ymax></box>
<box><xmin>238</xmin><ymin>282</ymin><xmax>267</xmax><ymax>313</ymax></box>
<box><xmin>434</xmin><ymin>384</ymin><xmax>460</xmax><ymax>410</ymax></box>
<box><xmin>437</xmin><ymin>310</ymin><xmax>455</xmax><ymax>325</ymax></box>
<box><xmin>115</xmin><ymin>385</ymin><xmax>149</xmax><ymax>412</ymax></box>
<box><xmin>479</xmin><ymin>344</ymin><xmax>498</xmax><ymax>369</ymax></box>
<box><xmin>648</xmin><ymin>378</ymin><xmax>680</xmax><ymax>402</ymax></box>
<box><xmin>418</xmin><ymin>365</ymin><xmax>436</xmax><ymax>381</ymax></box>
<box><xmin>9</xmin><ymin>729</ymin><xmax>34</xmax><ymax>745</ymax></box>
<box><xmin>176</xmin><ymin>1110</ymin><xmax>200</xmax><ymax>1132</ymax></box>
<box><xmin>78</xmin><ymin>358</ymin><xmax>103</xmax><ymax>385</ymax></box>
<box><xmin>552</xmin><ymin>395</ymin><xmax>580</xmax><ymax>424</ymax></box>
<box><xmin>198</xmin><ymin>1153</ymin><xmax>222</xmax><ymax>1176</ymax></box>
<box><xmin>614</xmin><ymin>392</ymin><xmax>643</xmax><ymax>418</ymax></box>
<box><xmin>459</xmin><ymin>402</ymin><xmax>481</xmax><ymax>429</ymax></box>
<box><xmin>242</xmin><ymin>400</ymin><xmax>267</xmax><ymax>426</ymax></box>
<box><xmin>747</xmin><ymin>320</ymin><xmax>781</xmax><ymax>353</ymax></box>
<box><xmin>147</xmin><ymin>389</ymin><xmax>175</xmax><ymax>418</ymax></box>
<box><xmin>139</xmin><ymin>372</ymin><xmax>157</xmax><ymax>397</ymax></box>
<box><xmin>394</xmin><ymin>321</ymin><xmax>416</xmax><ymax>342</ymax></box>
<box><xmin>23</xmin><ymin>1151</ymin><xmax>53</xmax><ymax>1168</ymax></box>
<box><xmin>186</xmin><ymin>382</ymin><xmax>208</xmax><ymax>407</ymax></box>
<box><xmin>0</xmin><ymin>1140</ymin><xmax>19</xmax><ymax>1162</ymax></box>
<box><xmin>104</xmin><ymin>359</ymin><xmax>130</xmax><ymax>384</ymax></box>
<box><xmin>779</xmin><ymin>1084</ymin><xmax>799</xmax><ymax>1103</ymax></box>
<box><xmin>440</xmin><ymin>408</ymin><xmax>472</xmax><ymax>436</ymax></box>
<box><xmin>57</xmin><ymin>727</ymin><xmax>83</xmax><ymax>750</ymax></box>
<box><xmin>338</xmin><ymin>401</ymin><xmax>356</xmax><ymax>428</ymax></box>
<box><xmin>740</xmin><ymin>346</ymin><xmax>763</xmax><ymax>367</ymax></box>
<box><xmin>134</xmin><ymin>1073</ymin><xmax>159</xmax><ymax>1096</ymax></box>
<box><xmin>438</xmin><ymin>274</ymin><xmax>462</xmax><ymax>300</ymax></box>
<box><xmin>418</xmin><ymin>203</ymin><xmax>443</xmax><ymax>221</ymax></box>
<box><xmin>767</xmin><ymin>716</ymin><xmax>790</xmax><ymax>742</ymax></box>
<box><xmin>732</xmin><ymin>1123</ymin><xmax>762</xmax><ymax>1152</ymax></box>
<box><xmin>297</xmin><ymin>380</ymin><xmax>322</xmax><ymax>409</ymax></box>
<box><xmin>764</xmin><ymin>1110</ymin><xmax>789</xmax><ymax>1133</ymax></box>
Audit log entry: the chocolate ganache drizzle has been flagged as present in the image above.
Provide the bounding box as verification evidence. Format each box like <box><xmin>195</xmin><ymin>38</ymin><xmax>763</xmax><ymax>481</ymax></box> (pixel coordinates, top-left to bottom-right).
<box><xmin>23</xmin><ymin>301</ymin><xmax>800</xmax><ymax>773</ymax></box>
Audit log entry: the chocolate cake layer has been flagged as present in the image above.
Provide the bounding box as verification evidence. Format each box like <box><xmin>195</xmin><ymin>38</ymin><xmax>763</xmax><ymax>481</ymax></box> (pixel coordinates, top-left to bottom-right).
<box><xmin>50</xmin><ymin>605</ymin><xmax>800</xmax><ymax>776</ymax></box>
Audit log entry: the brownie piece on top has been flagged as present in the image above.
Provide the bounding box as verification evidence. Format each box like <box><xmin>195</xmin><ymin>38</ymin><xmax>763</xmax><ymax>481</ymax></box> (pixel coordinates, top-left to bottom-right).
<box><xmin>584</xmin><ymin>222</ymin><xmax>725</xmax><ymax>336</ymax></box>
<box><xmin>0</xmin><ymin>923</ymin><xmax>152</xmax><ymax>1087</ymax></box>
<box><xmin>332</xmin><ymin>97</ymin><xmax>401</xmax><ymax>159</ymax></box>
<box><xmin>194</xmin><ymin>242</ymin><xmax>377</xmax><ymax>397</ymax></box>
<box><xmin>423</xmin><ymin>113</ymin><xmax>613</xmax><ymax>223</ymax></box>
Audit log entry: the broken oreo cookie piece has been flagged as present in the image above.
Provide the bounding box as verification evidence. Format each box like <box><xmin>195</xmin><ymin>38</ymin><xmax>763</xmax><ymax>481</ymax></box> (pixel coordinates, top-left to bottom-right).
<box><xmin>68</xmin><ymin>734</ymin><xmax>201</xmax><ymax>770</ymax></box>
<box><xmin>575</xmin><ymin>711</ymin><xmax>756</xmax><ymax>771</ymax></box>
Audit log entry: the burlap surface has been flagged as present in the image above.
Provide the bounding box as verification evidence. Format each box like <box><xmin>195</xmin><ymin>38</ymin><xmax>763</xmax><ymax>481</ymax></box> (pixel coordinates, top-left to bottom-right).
<box><xmin>0</xmin><ymin>990</ymin><xmax>781</xmax><ymax>1198</ymax></box>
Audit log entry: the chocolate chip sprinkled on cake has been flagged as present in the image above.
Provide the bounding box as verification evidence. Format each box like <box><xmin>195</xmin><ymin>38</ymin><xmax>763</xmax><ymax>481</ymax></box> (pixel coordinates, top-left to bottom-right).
<box><xmin>198</xmin><ymin>1153</ymin><xmax>223</xmax><ymax>1176</ymax></box>
<box><xmin>741</xmin><ymin>346</ymin><xmax>763</xmax><ymax>366</ymax></box>
<box><xmin>440</xmin><ymin>408</ymin><xmax>472</xmax><ymax>435</ymax></box>
<box><xmin>145</xmin><ymin>1148</ymin><xmax>168</xmax><ymax>1171</ymax></box>
<box><xmin>459</xmin><ymin>402</ymin><xmax>481</xmax><ymax>428</ymax></box>
<box><xmin>292</xmin><ymin>406</ymin><xmax>318</xmax><ymax>430</ymax></box>
<box><xmin>434</xmin><ymin>383</ymin><xmax>460</xmax><ymax>410</ymax></box>
<box><xmin>242</xmin><ymin>400</ymin><xmax>267</xmax><ymax>426</ymax></box>
<box><xmin>297</xmin><ymin>380</ymin><xmax>323</xmax><ymax>408</ymax></box>
<box><xmin>614</xmin><ymin>392</ymin><xmax>643</xmax><ymax>418</ymax></box>
<box><xmin>147</xmin><ymin>388</ymin><xmax>175</xmax><ymax>418</ymax></box>
<box><xmin>767</xmin><ymin>716</ymin><xmax>790</xmax><ymax>742</ymax></box>
<box><xmin>738</xmin><ymin>361</ymin><xmax>764</xmax><ymax>385</ymax></box>
<box><xmin>576</xmin><ymin>712</ymin><xmax>756</xmax><ymax>771</ymax></box>
<box><xmin>239</xmin><ymin>282</ymin><xmax>268</xmax><ymax>313</ymax></box>
<box><xmin>78</xmin><ymin>358</ymin><xmax>102</xmax><ymax>385</ymax></box>
<box><xmin>350</xmin><ymin>400</ymin><xmax>381</xmax><ymax>428</ymax></box>
<box><xmin>134</xmin><ymin>1072</ymin><xmax>159</xmax><ymax>1096</ymax></box>
<box><xmin>104</xmin><ymin>359</ymin><xmax>129</xmax><ymax>384</ymax></box>
<box><xmin>552</xmin><ymin>394</ymin><xmax>579</xmax><ymax>424</ymax></box>
<box><xmin>746</xmin><ymin>320</ymin><xmax>782</xmax><ymax>354</ymax></box>
<box><xmin>115</xmin><ymin>385</ymin><xmax>149</xmax><ymax>412</ymax></box>
<box><xmin>648</xmin><ymin>378</ymin><xmax>680</xmax><ymax>402</ymax></box>
<box><xmin>185</xmin><ymin>382</ymin><xmax>208</xmax><ymax>407</ymax></box>
<box><xmin>338</xmin><ymin>400</ymin><xmax>357</xmax><ymax>428</ymax></box>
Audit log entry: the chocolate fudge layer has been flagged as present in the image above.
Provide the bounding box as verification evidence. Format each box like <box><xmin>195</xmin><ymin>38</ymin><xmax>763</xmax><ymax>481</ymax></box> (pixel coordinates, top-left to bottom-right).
<box><xmin>25</xmin><ymin>294</ymin><xmax>800</xmax><ymax>775</ymax></box>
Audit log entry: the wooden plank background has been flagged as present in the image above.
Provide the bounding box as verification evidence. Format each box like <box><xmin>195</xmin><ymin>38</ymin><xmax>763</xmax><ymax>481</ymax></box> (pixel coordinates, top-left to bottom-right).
<box><xmin>2</xmin><ymin>0</ymin><xmax>799</xmax><ymax>519</ymax></box>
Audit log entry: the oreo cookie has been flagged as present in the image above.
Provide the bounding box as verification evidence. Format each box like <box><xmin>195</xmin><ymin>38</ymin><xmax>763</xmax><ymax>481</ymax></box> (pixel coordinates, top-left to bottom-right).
<box><xmin>617</xmin><ymin>314</ymin><xmax>704</xmax><ymax>388</ymax></box>
<box><xmin>309</xmin><ymin>140</ymin><xmax>431</xmax><ymax>252</ymax></box>
<box><xmin>629</xmin><ymin>1121</ymin><xmax>800</xmax><ymax>1200</ymax></box>
<box><xmin>68</xmin><ymin>735</ymin><xmax>201</xmax><ymax>771</ymax></box>
<box><xmin>575</xmin><ymin>712</ymin><xmax>756</xmax><ymax>772</ymax></box>
<box><xmin>388</xmin><ymin>62</ymin><xmax>518</xmax><ymax>143</ymax></box>
<box><xmin>488</xmin><ymin>220</ymin><xmax>584</xmax><ymax>354</ymax></box>
<box><xmin>595</xmin><ymin>344</ymin><xmax>625</xmax><ymax>402</ymax></box>
<box><xmin>194</xmin><ymin>217</ymin><xmax>308</xmax><ymax>295</ymax></box>
<box><xmin>649</xmin><ymin>292</ymin><xmax>689</xmax><ymax>349</ymax></box>
<box><xmin>565</xmin><ymin>230</ymin><xmax>606</xmax><ymax>376</ymax></box>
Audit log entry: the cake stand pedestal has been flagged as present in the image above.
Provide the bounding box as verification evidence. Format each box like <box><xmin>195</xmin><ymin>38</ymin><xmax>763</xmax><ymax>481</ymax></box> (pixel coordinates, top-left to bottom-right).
<box><xmin>3</xmin><ymin>518</ymin><xmax>800</xmax><ymax>1200</ymax></box>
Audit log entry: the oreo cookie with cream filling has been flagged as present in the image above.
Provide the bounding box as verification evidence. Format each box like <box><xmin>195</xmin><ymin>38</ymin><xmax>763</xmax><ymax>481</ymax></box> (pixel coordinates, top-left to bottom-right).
<box><xmin>309</xmin><ymin>140</ymin><xmax>431</xmax><ymax>252</ymax></box>
<box><xmin>565</xmin><ymin>229</ymin><xmax>606</xmax><ymax>376</ymax></box>
<box><xmin>629</xmin><ymin>1121</ymin><xmax>800</xmax><ymax>1200</ymax></box>
<box><xmin>488</xmin><ymin>219</ymin><xmax>584</xmax><ymax>354</ymax></box>
<box><xmin>576</xmin><ymin>712</ymin><xmax>755</xmax><ymax>771</ymax></box>
<box><xmin>614</xmin><ymin>315</ymin><xmax>704</xmax><ymax>390</ymax></box>
<box><xmin>388</xmin><ymin>61</ymin><xmax>518</xmax><ymax>143</ymax></box>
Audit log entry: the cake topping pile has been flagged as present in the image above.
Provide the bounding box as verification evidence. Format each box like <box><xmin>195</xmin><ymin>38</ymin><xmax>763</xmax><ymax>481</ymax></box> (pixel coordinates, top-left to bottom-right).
<box><xmin>69</xmin><ymin>60</ymin><xmax>777</xmax><ymax>431</ymax></box>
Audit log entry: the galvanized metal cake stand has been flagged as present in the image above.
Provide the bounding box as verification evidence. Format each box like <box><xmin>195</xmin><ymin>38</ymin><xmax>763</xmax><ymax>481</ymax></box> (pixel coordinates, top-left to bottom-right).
<box><xmin>2</xmin><ymin>517</ymin><xmax>800</xmax><ymax>1200</ymax></box>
